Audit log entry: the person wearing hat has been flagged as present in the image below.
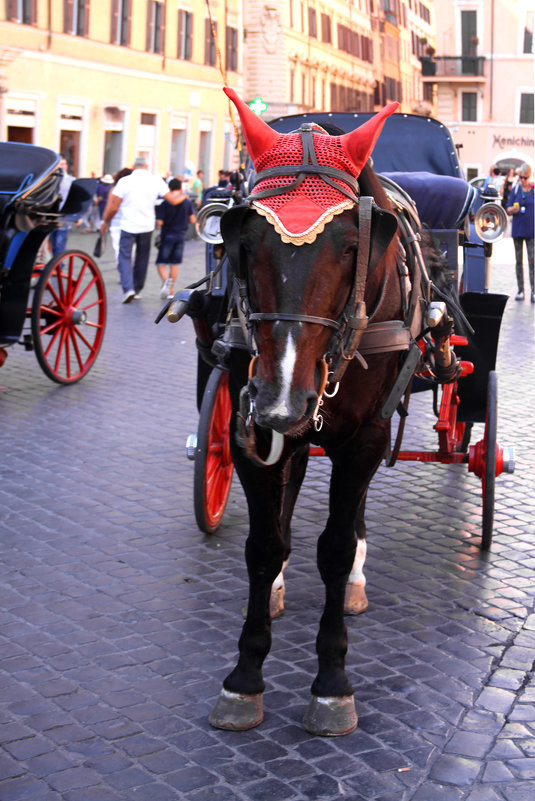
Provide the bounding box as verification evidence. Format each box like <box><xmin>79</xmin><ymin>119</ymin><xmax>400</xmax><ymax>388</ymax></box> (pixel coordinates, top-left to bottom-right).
<box><xmin>94</xmin><ymin>174</ymin><xmax>114</xmax><ymax>226</ymax></box>
<box><xmin>100</xmin><ymin>156</ymin><xmax>174</xmax><ymax>303</ymax></box>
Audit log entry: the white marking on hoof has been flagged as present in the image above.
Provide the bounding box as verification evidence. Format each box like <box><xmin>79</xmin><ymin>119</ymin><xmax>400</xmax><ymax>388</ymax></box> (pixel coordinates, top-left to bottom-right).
<box><xmin>209</xmin><ymin>688</ymin><xmax>263</xmax><ymax>731</ymax></box>
<box><xmin>303</xmin><ymin>694</ymin><xmax>358</xmax><ymax>736</ymax></box>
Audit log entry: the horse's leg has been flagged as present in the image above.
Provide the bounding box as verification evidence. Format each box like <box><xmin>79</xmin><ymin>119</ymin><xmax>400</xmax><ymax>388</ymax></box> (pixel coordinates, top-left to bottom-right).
<box><xmin>270</xmin><ymin>444</ymin><xmax>309</xmax><ymax>619</ymax></box>
<box><xmin>304</xmin><ymin>434</ymin><xmax>386</xmax><ymax>736</ymax></box>
<box><xmin>210</xmin><ymin>404</ymin><xmax>308</xmax><ymax>730</ymax></box>
<box><xmin>344</xmin><ymin>492</ymin><xmax>368</xmax><ymax>615</ymax></box>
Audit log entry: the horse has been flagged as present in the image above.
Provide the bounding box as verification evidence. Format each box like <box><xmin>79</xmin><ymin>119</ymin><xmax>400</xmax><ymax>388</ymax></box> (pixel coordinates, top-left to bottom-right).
<box><xmin>208</xmin><ymin>88</ymin><xmax>452</xmax><ymax>737</ymax></box>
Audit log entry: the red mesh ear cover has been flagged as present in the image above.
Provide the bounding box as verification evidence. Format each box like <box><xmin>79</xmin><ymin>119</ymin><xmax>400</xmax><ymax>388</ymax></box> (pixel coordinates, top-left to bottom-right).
<box><xmin>224</xmin><ymin>87</ymin><xmax>398</xmax><ymax>241</ymax></box>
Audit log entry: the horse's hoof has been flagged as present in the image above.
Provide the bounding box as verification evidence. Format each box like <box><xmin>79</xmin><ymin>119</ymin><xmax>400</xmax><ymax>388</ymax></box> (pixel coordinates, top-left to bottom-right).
<box><xmin>344</xmin><ymin>582</ymin><xmax>368</xmax><ymax>615</ymax></box>
<box><xmin>209</xmin><ymin>688</ymin><xmax>263</xmax><ymax>731</ymax></box>
<box><xmin>303</xmin><ymin>694</ymin><xmax>358</xmax><ymax>736</ymax></box>
<box><xmin>269</xmin><ymin>586</ymin><xmax>285</xmax><ymax>619</ymax></box>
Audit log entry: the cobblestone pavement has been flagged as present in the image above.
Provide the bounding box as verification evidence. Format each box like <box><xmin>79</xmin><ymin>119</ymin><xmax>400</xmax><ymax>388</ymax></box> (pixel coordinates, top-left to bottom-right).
<box><xmin>1</xmin><ymin>230</ymin><xmax>534</xmax><ymax>801</ymax></box>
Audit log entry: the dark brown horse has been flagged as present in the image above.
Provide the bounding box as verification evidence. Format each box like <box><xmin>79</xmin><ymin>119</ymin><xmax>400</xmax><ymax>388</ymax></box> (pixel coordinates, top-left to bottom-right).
<box><xmin>208</xmin><ymin>88</ymin><xmax>440</xmax><ymax>736</ymax></box>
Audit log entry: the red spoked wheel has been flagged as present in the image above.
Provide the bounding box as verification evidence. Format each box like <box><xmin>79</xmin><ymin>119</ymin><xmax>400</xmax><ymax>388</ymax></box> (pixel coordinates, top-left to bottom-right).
<box><xmin>31</xmin><ymin>250</ymin><xmax>106</xmax><ymax>384</ymax></box>
<box><xmin>468</xmin><ymin>371</ymin><xmax>498</xmax><ymax>550</ymax></box>
<box><xmin>194</xmin><ymin>368</ymin><xmax>234</xmax><ymax>534</ymax></box>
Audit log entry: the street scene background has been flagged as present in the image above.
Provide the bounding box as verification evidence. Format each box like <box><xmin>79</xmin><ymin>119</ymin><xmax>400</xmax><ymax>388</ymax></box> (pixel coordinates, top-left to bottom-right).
<box><xmin>1</xmin><ymin>231</ymin><xmax>534</xmax><ymax>800</ymax></box>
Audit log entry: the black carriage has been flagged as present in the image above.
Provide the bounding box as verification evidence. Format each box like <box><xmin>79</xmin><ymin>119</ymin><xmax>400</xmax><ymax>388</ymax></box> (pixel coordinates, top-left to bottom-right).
<box><xmin>0</xmin><ymin>142</ymin><xmax>106</xmax><ymax>384</ymax></box>
<box><xmin>160</xmin><ymin>109</ymin><xmax>513</xmax><ymax>550</ymax></box>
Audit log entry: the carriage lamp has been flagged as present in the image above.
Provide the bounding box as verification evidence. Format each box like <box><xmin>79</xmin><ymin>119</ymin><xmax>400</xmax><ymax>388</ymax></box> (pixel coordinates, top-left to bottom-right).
<box><xmin>474</xmin><ymin>201</ymin><xmax>508</xmax><ymax>243</ymax></box>
<box><xmin>197</xmin><ymin>202</ymin><xmax>229</xmax><ymax>244</ymax></box>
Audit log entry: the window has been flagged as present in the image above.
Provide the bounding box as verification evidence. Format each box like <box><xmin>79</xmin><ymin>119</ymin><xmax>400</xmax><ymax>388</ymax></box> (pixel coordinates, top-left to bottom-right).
<box><xmin>6</xmin><ymin>0</ymin><xmax>36</xmax><ymax>24</ymax></box>
<box><xmin>524</xmin><ymin>11</ymin><xmax>534</xmax><ymax>54</ymax></box>
<box><xmin>462</xmin><ymin>91</ymin><xmax>477</xmax><ymax>122</ymax></box>
<box><xmin>110</xmin><ymin>0</ymin><xmax>131</xmax><ymax>46</ymax></box>
<box><xmin>146</xmin><ymin>0</ymin><xmax>165</xmax><ymax>54</ymax></box>
<box><xmin>308</xmin><ymin>7</ymin><xmax>317</xmax><ymax>38</ymax></box>
<box><xmin>204</xmin><ymin>18</ymin><xmax>217</xmax><ymax>66</ymax></box>
<box><xmin>320</xmin><ymin>13</ymin><xmax>331</xmax><ymax>44</ymax></box>
<box><xmin>226</xmin><ymin>26</ymin><xmax>238</xmax><ymax>72</ymax></box>
<box><xmin>64</xmin><ymin>0</ymin><xmax>90</xmax><ymax>36</ymax></box>
<box><xmin>178</xmin><ymin>9</ymin><xmax>193</xmax><ymax>60</ymax></box>
<box><xmin>520</xmin><ymin>93</ymin><xmax>534</xmax><ymax>124</ymax></box>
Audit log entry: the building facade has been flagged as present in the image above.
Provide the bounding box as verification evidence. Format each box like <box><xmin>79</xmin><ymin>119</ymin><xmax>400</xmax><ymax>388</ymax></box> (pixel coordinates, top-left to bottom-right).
<box><xmin>0</xmin><ymin>0</ymin><xmax>436</xmax><ymax>182</ymax></box>
<box><xmin>422</xmin><ymin>0</ymin><xmax>534</xmax><ymax>179</ymax></box>
<box><xmin>242</xmin><ymin>0</ymin><xmax>435</xmax><ymax>119</ymax></box>
<box><xmin>0</xmin><ymin>0</ymin><xmax>244</xmax><ymax>184</ymax></box>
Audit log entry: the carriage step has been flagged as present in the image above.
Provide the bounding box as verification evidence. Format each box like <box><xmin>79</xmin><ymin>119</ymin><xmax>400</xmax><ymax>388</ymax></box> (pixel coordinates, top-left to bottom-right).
<box><xmin>186</xmin><ymin>434</ymin><xmax>197</xmax><ymax>461</ymax></box>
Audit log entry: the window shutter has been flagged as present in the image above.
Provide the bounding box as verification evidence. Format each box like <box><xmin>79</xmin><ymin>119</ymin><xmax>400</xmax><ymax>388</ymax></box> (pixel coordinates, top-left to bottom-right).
<box><xmin>146</xmin><ymin>1</ymin><xmax>154</xmax><ymax>51</ymax></box>
<box><xmin>186</xmin><ymin>13</ymin><xmax>192</xmax><ymax>60</ymax></box>
<box><xmin>64</xmin><ymin>0</ymin><xmax>74</xmax><ymax>33</ymax></box>
<box><xmin>110</xmin><ymin>0</ymin><xmax>118</xmax><ymax>43</ymax></box>
<box><xmin>125</xmin><ymin>0</ymin><xmax>132</xmax><ymax>46</ymax></box>
<box><xmin>82</xmin><ymin>0</ymin><xmax>90</xmax><ymax>36</ymax></box>
<box><xmin>6</xmin><ymin>0</ymin><xmax>18</xmax><ymax>21</ymax></box>
<box><xmin>158</xmin><ymin>0</ymin><xmax>166</xmax><ymax>55</ymax></box>
<box><xmin>205</xmin><ymin>18</ymin><xmax>211</xmax><ymax>64</ymax></box>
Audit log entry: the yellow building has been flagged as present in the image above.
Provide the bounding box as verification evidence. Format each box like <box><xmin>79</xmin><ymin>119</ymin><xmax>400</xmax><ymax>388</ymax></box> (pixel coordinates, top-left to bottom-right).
<box><xmin>0</xmin><ymin>0</ymin><xmax>243</xmax><ymax>184</ymax></box>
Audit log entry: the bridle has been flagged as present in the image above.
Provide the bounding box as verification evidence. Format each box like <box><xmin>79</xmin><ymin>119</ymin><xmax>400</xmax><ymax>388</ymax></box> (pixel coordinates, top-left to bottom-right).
<box><xmin>233</xmin><ymin>123</ymin><xmax>374</xmax><ymax>394</ymax></box>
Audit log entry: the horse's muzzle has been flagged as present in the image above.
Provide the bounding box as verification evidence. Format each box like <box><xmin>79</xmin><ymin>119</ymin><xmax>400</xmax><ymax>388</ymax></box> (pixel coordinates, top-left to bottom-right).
<box><xmin>248</xmin><ymin>377</ymin><xmax>318</xmax><ymax>434</ymax></box>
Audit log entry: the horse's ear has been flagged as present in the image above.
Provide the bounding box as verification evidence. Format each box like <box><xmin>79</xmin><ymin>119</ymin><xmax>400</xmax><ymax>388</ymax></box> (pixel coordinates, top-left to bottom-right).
<box><xmin>220</xmin><ymin>204</ymin><xmax>250</xmax><ymax>278</ymax></box>
<box><xmin>368</xmin><ymin>207</ymin><xmax>398</xmax><ymax>273</ymax></box>
<box><xmin>224</xmin><ymin>87</ymin><xmax>279</xmax><ymax>163</ymax></box>
<box><xmin>341</xmin><ymin>103</ymin><xmax>399</xmax><ymax>175</ymax></box>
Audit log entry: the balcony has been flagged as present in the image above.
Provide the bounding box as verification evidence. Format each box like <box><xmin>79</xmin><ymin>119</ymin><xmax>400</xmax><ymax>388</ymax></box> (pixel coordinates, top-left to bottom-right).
<box><xmin>420</xmin><ymin>56</ymin><xmax>486</xmax><ymax>81</ymax></box>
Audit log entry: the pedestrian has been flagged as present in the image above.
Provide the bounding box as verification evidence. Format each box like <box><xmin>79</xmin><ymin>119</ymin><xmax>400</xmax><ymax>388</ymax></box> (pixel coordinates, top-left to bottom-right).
<box><xmin>506</xmin><ymin>163</ymin><xmax>534</xmax><ymax>303</ymax></box>
<box><xmin>483</xmin><ymin>164</ymin><xmax>504</xmax><ymax>194</ymax></box>
<box><xmin>155</xmin><ymin>178</ymin><xmax>196</xmax><ymax>299</ymax></box>
<box><xmin>49</xmin><ymin>156</ymin><xmax>75</xmax><ymax>257</ymax></box>
<box><xmin>191</xmin><ymin>169</ymin><xmax>204</xmax><ymax>210</ymax></box>
<box><xmin>99</xmin><ymin>156</ymin><xmax>173</xmax><ymax>304</ymax></box>
<box><xmin>94</xmin><ymin>174</ymin><xmax>114</xmax><ymax>222</ymax></box>
<box><xmin>202</xmin><ymin>170</ymin><xmax>232</xmax><ymax>205</ymax></box>
<box><xmin>501</xmin><ymin>167</ymin><xmax>516</xmax><ymax>209</ymax></box>
<box><xmin>107</xmin><ymin>168</ymin><xmax>133</xmax><ymax>264</ymax></box>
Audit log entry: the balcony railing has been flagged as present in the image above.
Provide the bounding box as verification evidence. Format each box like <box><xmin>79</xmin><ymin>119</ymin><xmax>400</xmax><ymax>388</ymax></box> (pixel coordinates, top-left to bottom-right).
<box><xmin>419</xmin><ymin>56</ymin><xmax>486</xmax><ymax>78</ymax></box>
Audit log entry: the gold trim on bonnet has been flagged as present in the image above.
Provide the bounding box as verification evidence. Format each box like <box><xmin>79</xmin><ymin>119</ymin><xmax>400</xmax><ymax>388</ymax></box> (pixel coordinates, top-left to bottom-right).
<box><xmin>252</xmin><ymin>199</ymin><xmax>355</xmax><ymax>246</ymax></box>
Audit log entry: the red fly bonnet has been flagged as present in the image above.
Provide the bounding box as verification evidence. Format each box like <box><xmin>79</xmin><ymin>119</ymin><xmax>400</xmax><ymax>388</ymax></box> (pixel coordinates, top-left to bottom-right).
<box><xmin>224</xmin><ymin>87</ymin><xmax>398</xmax><ymax>245</ymax></box>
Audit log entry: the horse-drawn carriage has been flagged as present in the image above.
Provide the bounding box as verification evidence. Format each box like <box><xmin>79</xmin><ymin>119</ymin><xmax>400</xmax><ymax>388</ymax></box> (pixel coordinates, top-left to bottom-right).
<box><xmin>158</xmin><ymin>90</ymin><xmax>514</xmax><ymax>735</ymax></box>
<box><xmin>0</xmin><ymin>142</ymin><xmax>106</xmax><ymax>384</ymax></box>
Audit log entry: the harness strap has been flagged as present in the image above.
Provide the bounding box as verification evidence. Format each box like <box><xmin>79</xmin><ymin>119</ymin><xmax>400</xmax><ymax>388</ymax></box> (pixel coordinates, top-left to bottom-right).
<box><xmin>252</xmin><ymin>126</ymin><xmax>360</xmax><ymax>206</ymax></box>
<box><xmin>249</xmin><ymin>312</ymin><xmax>339</xmax><ymax>330</ymax></box>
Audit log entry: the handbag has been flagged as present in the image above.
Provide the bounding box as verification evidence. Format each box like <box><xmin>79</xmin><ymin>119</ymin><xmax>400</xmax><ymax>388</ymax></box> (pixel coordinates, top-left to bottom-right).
<box><xmin>93</xmin><ymin>234</ymin><xmax>104</xmax><ymax>258</ymax></box>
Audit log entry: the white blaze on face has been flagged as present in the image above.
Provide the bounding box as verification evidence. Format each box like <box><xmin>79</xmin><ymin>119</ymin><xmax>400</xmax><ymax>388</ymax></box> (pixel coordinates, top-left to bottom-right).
<box><xmin>268</xmin><ymin>333</ymin><xmax>297</xmax><ymax>419</ymax></box>
<box><xmin>348</xmin><ymin>538</ymin><xmax>367</xmax><ymax>585</ymax></box>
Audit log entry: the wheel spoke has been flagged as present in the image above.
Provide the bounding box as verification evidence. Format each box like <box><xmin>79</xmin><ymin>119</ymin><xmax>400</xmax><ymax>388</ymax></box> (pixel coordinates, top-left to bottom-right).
<box><xmin>72</xmin><ymin>325</ymin><xmax>98</xmax><ymax>356</ymax></box>
<box><xmin>69</xmin><ymin>328</ymin><xmax>85</xmax><ymax>372</ymax></box>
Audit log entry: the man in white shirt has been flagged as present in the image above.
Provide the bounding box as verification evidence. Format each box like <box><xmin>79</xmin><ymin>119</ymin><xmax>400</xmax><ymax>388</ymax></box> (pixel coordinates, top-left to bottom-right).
<box><xmin>100</xmin><ymin>156</ymin><xmax>172</xmax><ymax>303</ymax></box>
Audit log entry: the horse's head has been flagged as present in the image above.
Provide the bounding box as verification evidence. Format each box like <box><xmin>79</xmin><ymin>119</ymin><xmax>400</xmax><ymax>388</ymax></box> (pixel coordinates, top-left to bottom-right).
<box><xmin>222</xmin><ymin>89</ymin><xmax>399</xmax><ymax>436</ymax></box>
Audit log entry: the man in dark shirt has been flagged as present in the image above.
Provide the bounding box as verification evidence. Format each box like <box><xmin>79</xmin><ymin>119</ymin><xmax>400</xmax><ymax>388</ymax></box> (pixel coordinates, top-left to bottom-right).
<box><xmin>155</xmin><ymin>178</ymin><xmax>196</xmax><ymax>299</ymax></box>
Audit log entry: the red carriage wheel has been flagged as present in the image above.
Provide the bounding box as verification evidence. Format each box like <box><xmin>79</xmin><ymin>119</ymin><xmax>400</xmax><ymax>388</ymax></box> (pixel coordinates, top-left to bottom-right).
<box><xmin>31</xmin><ymin>250</ymin><xmax>106</xmax><ymax>384</ymax></box>
<box><xmin>468</xmin><ymin>372</ymin><xmax>498</xmax><ymax>550</ymax></box>
<box><xmin>194</xmin><ymin>368</ymin><xmax>234</xmax><ymax>534</ymax></box>
<box><xmin>481</xmin><ymin>371</ymin><xmax>497</xmax><ymax>550</ymax></box>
